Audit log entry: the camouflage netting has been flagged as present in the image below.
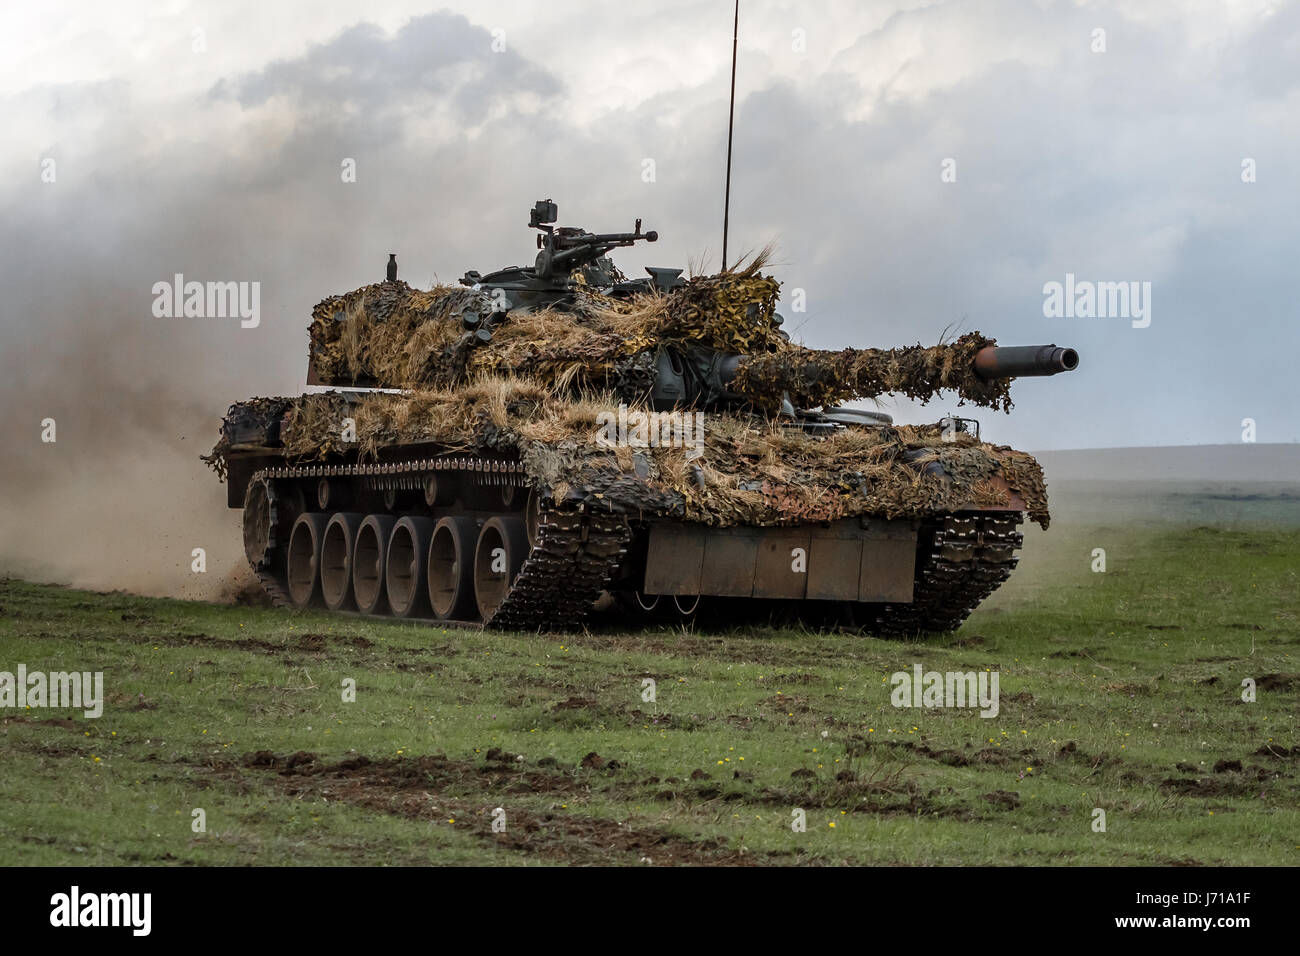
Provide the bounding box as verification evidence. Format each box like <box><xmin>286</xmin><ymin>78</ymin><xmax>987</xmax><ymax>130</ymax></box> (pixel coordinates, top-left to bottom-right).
<box><xmin>621</xmin><ymin>256</ymin><xmax>783</xmax><ymax>353</ymax></box>
<box><xmin>308</xmin><ymin>280</ymin><xmax>492</xmax><ymax>385</ymax></box>
<box><xmin>206</xmin><ymin>377</ymin><xmax>1050</xmax><ymax>529</ymax></box>
<box><xmin>308</xmin><ymin>257</ymin><xmax>786</xmax><ymax>392</ymax></box>
<box><xmin>732</xmin><ymin>331</ymin><xmax>1013</xmax><ymax>415</ymax></box>
<box><xmin>302</xmin><ymin>261</ymin><xmax>1015</xmax><ymax>417</ymax></box>
<box><xmin>201</xmin><ymin>396</ymin><xmax>296</xmax><ymax>481</ymax></box>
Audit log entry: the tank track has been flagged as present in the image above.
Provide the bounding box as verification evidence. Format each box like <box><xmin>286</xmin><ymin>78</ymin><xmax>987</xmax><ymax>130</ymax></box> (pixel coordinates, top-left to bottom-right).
<box><xmin>245</xmin><ymin>456</ymin><xmax>631</xmax><ymax>631</ymax></box>
<box><xmin>870</xmin><ymin>512</ymin><xmax>1023</xmax><ymax>636</ymax></box>
<box><xmin>244</xmin><ymin>458</ymin><xmax>1020</xmax><ymax>635</ymax></box>
<box><xmin>491</xmin><ymin>508</ymin><xmax>632</xmax><ymax>629</ymax></box>
<box><xmin>245</xmin><ymin>476</ymin><xmax>293</xmax><ymax>610</ymax></box>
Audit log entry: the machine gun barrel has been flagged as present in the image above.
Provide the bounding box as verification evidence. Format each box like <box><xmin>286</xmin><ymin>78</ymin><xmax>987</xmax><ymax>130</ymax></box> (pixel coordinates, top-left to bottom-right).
<box><xmin>556</xmin><ymin>229</ymin><xmax>658</xmax><ymax>247</ymax></box>
<box><xmin>545</xmin><ymin>223</ymin><xmax>658</xmax><ymax>276</ymax></box>
<box><xmin>973</xmin><ymin>345</ymin><xmax>1078</xmax><ymax>379</ymax></box>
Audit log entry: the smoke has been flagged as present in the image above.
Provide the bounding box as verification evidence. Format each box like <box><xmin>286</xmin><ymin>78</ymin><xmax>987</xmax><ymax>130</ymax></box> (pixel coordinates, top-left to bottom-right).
<box><xmin>0</xmin><ymin>12</ymin><xmax>565</xmax><ymax>598</ymax></box>
<box><xmin>0</xmin><ymin>9</ymin><xmax>729</xmax><ymax>599</ymax></box>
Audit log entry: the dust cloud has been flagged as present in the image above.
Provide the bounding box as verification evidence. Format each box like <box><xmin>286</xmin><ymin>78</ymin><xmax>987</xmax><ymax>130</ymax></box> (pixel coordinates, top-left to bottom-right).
<box><xmin>0</xmin><ymin>316</ymin><xmax>248</xmax><ymax>600</ymax></box>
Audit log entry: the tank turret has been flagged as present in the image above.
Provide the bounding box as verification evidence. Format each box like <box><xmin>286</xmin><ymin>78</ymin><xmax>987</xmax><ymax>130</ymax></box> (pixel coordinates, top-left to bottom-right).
<box><xmin>307</xmin><ymin>201</ymin><xmax>1077</xmax><ymax>418</ymax></box>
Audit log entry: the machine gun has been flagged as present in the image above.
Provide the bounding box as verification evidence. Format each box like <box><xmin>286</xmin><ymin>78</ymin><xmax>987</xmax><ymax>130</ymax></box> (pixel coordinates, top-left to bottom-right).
<box><xmin>528</xmin><ymin>199</ymin><xmax>657</xmax><ymax>280</ymax></box>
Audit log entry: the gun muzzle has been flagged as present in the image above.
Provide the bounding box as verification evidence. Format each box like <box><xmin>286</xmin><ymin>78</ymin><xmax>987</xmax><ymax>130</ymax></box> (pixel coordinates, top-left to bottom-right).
<box><xmin>974</xmin><ymin>345</ymin><xmax>1078</xmax><ymax>380</ymax></box>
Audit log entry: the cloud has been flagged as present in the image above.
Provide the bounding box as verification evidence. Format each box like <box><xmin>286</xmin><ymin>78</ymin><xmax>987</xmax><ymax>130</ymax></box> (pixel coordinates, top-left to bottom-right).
<box><xmin>216</xmin><ymin>13</ymin><xmax>561</xmax><ymax>124</ymax></box>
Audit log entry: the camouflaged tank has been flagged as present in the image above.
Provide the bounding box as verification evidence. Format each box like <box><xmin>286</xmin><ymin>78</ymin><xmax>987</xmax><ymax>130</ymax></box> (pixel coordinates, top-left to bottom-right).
<box><xmin>206</xmin><ymin>200</ymin><xmax>1078</xmax><ymax>634</ymax></box>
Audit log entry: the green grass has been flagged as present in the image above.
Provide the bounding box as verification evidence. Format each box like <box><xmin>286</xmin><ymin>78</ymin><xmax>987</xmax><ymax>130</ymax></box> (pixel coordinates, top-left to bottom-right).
<box><xmin>1</xmin><ymin>522</ymin><xmax>1297</xmax><ymax>866</ymax></box>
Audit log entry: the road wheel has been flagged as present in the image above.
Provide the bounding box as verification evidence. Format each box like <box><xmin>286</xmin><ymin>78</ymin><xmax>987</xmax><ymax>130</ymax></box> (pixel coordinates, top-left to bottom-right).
<box><xmin>474</xmin><ymin>516</ymin><xmax>529</xmax><ymax>621</ymax></box>
<box><xmin>386</xmin><ymin>516</ymin><xmax>434</xmax><ymax>619</ymax></box>
<box><xmin>321</xmin><ymin>512</ymin><xmax>364</xmax><ymax>611</ymax></box>
<box><xmin>427</xmin><ymin>516</ymin><xmax>479</xmax><ymax>621</ymax></box>
<box><xmin>353</xmin><ymin>514</ymin><xmax>397</xmax><ymax>615</ymax></box>
<box><xmin>286</xmin><ymin>513</ymin><xmax>327</xmax><ymax>608</ymax></box>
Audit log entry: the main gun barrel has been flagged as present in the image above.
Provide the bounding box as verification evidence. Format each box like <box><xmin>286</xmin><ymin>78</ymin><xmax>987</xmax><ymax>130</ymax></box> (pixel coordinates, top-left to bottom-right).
<box><xmin>722</xmin><ymin>335</ymin><xmax>1080</xmax><ymax>414</ymax></box>
<box><xmin>973</xmin><ymin>345</ymin><xmax>1078</xmax><ymax>380</ymax></box>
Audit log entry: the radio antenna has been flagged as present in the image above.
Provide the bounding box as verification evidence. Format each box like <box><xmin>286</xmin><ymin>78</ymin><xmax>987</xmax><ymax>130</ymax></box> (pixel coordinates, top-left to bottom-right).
<box><xmin>722</xmin><ymin>0</ymin><xmax>739</xmax><ymax>271</ymax></box>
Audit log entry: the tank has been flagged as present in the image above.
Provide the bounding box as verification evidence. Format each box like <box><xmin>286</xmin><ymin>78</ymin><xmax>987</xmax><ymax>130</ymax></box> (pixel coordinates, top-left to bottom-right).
<box><xmin>205</xmin><ymin>200</ymin><xmax>1079</xmax><ymax>634</ymax></box>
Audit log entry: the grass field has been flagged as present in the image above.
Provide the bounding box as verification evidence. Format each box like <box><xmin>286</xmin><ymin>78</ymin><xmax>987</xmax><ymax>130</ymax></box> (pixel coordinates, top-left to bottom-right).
<box><xmin>1</xmin><ymin>519</ymin><xmax>1297</xmax><ymax>866</ymax></box>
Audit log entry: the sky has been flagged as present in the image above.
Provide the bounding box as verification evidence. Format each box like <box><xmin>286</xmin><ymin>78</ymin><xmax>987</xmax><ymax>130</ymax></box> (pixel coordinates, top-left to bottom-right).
<box><xmin>0</xmin><ymin>0</ymin><xmax>1296</xmax><ymax>591</ymax></box>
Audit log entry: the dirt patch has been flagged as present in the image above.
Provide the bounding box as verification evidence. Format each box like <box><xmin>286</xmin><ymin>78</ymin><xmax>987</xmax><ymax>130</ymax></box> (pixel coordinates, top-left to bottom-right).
<box><xmin>893</xmin><ymin>740</ymin><xmax>980</xmax><ymax>767</ymax></box>
<box><xmin>1049</xmin><ymin>647</ymin><xmax>1104</xmax><ymax>659</ymax></box>
<box><xmin>551</xmin><ymin>697</ymin><xmax>597</xmax><ymax>711</ymax></box>
<box><xmin>307</xmin><ymin>632</ymin><xmax>376</xmax><ymax>650</ymax></box>
<box><xmin>115</xmin><ymin>629</ymin><xmax>383</xmax><ymax>659</ymax></box>
<box><xmin>580</xmin><ymin>751</ymin><xmax>621</xmax><ymax>770</ymax></box>
<box><xmin>752</xmin><ymin>775</ymin><xmax>974</xmax><ymax>818</ymax></box>
<box><xmin>492</xmin><ymin>806</ymin><xmax>758</xmax><ymax>866</ymax></box>
<box><xmin>1159</xmin><ymin>777</ymin><xmax>1258</xmax><ymax>798</ymax></box>
<box><xmin>1</xmin><ymin>716</ymin><xmax>78</xmax><ymax>730</ymax></box>
<box><xmin>834</xmin><ymin>735</ymin><xmax>1018</xmax><ymax>769</ymax></box>
<box><xmin>1253</xmin><ymin>744</ymin><xmax>1300</xmax><ymax>759</ymax></box>
<box><xmin>981</xmin><ymin>790</ymin><xmax>1020</xmax><ymax>809</ymax></box>
<box><xmin>626</xmin><ymin>709</ymin><xmax>673</xmax><ymax>727</ymax></box>
<box><xmin>762</xmin><ymin>693</ymin><xmax>811</xmax><ymax>713</ymax></box>
<box><xmin>564</xmin><ymin>631</ymin><xmax>868</xmax><ymax>669</ymax></box>
<box><xmin>1057</xmin><ymin>741</ymin><xmax>1120</xmax><ymax>770</ymax></box>
<box><xmin>1255</xmin><ymin>674</ymin><xmax>1299</xmax><ymax>691</ymax></box>
<box><xmin>224</xmin><ymin>749</ymin><xmax>766</xmax><ymax>866</ymax></box>
<box><xmin>243</xmin><ymin>750</ymin><xmax>319</xmax><ymax>771</ymax></box>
